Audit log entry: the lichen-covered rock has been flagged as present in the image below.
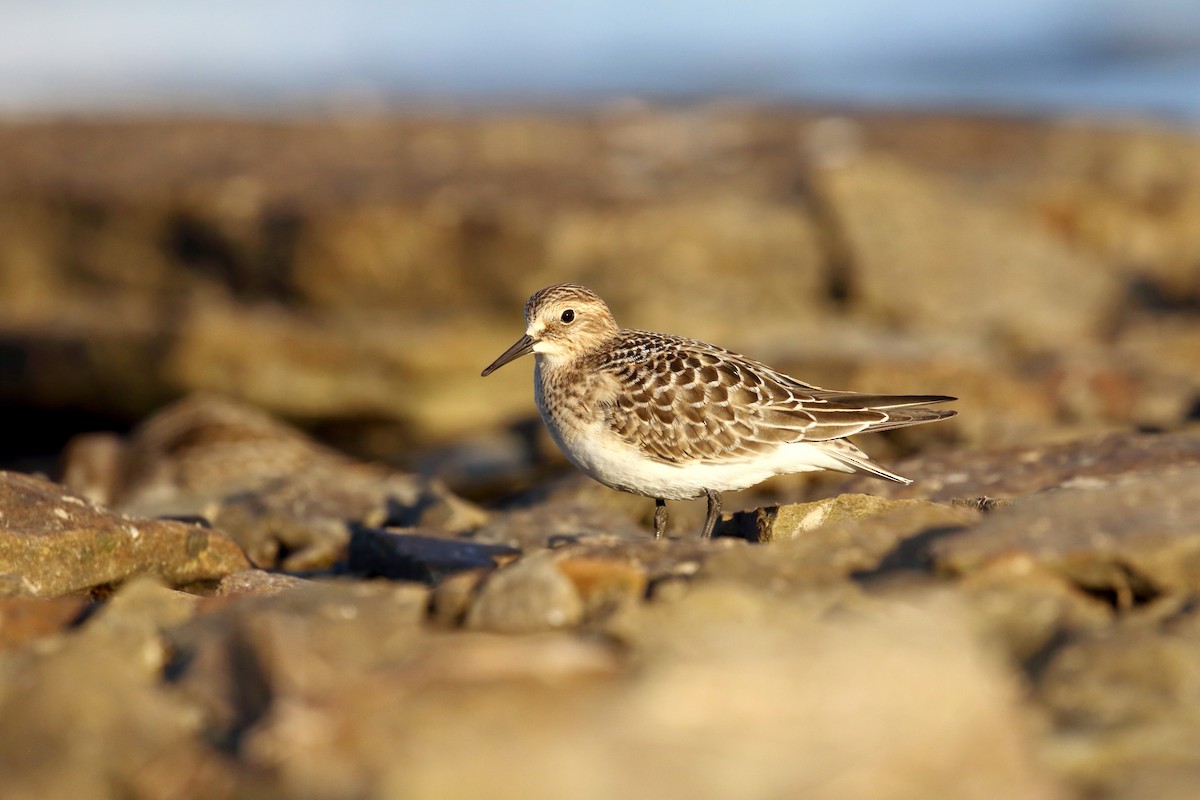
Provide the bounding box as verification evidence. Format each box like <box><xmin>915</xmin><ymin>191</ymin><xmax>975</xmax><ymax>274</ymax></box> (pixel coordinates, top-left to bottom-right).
<box><xmin>0</xmin><ymin>470</ymin><xmax>249</xmax><ymax>597</ymax></box>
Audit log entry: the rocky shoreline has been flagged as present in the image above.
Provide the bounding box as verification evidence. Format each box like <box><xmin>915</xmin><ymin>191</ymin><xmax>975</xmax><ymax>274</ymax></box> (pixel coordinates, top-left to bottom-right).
<box><xmin>3</xmin><ymin>108</ymin><xmax>1200</xmax><ymax>798</ymax></box>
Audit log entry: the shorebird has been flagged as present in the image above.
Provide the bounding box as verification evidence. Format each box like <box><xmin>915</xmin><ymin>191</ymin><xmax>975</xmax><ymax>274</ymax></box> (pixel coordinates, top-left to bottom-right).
<box><xmin>482</xmin><ymin>284</ymin><xmax>955</xmax><ymax>539</ymax></box>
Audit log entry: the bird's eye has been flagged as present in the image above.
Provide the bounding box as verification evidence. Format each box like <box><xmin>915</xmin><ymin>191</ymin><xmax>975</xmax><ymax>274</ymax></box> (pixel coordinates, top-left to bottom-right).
<box><xmin>560</xmin><ymin>309</ymin><xmax>575</xmax><ymax>324</ymax></box>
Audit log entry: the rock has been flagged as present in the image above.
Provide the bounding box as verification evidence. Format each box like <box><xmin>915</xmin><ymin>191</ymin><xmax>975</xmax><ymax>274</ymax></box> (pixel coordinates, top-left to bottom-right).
<box><xmin>553</xmin><ymin>555</ymin><xmax>648</xmax><ymax>617</ymax></box>
<box><xmin>1035</xmin><ymin>123</ymin><xmax>1200</xmax><ymax>302</ymax></box>
<box><xmin>951</xmin><ymin>555</ymin><xmax>1111</xmax><ymax>665</ymax></box>
<box><xmin>378</xmin><ymin>586</ymin><xmax>1061</xmax><ymax>800</ymax></box>
<box><xmin>472</xmin><ymin>499</ymin><xmax>648</xmax><ymax>550</ymax></box>
<box><xmin>429</xmin><ymin>568</ymin><xmax>490</xmax><ymax>627</ymax></box>
<box><xmin>216</xmin><ymin>569</ymin><xmax>309</xmax><ymax>597</ymax></box>
<box><xmin>715</xmin><ymin>492</ymin><xmax>971</xmax><ymax>543</ymax></box>
<box><xmin>10</xmin><ymin>109</ymin><xmax>1200</xmax><ymax>800</ymax></box>
<box><xmin>932</xmin><ymin>465</ymin><xmax>1200</xmax><ymax>604</ymax></box>
<box><xmin>1116</xmin><ymin>317</ymin><xmax>1200</xmax><ymax>429</ymax></box>
<box><xmin>0</xmin><ymin>580</ymin><xmax>234</xmax><ymax>798</ymax></box>
<box><xmin>465</xmin><ymin>553</ymin><xmax>585</xmax><ymax>634</ymax></box>
<box><xmin>58</xmin><ymin>432</ymin><xmax>126</xmax><ymax>506</ymax></box>
<box><xmin>0</xmin><ymin>595</ymin><xmax>89</xmax><ymax>651</ymax></box>
<box><xmin>1035</xmin><ymin>607</ymin><xmax>1200</xmax><ymax>798</ymax></box>
<box><xmin>94</xmin><ymin>575</ymin><xmax>201</xmax><ymax>633</ymax></box>
<box><xmin>841</xmin><ymin>429</ymin><xmax>1200</xmax><ymax>502</ymax></box>
<box><xmin>236</xmin><ymin>630</ymin><xmax>621</xmax><ymax>799</ymax></box>
<box><xmin>550</xmin><ymin>533</ymin><xmax>745</xmax><ymax>590</ymax></box>
<box><xmin>2</xmin><ymin>113</ymin><xmax>1200</xmax><ymax>454</ymax></box>
<box><xmin>0</xmin><ymin>470</ymin><xmax>249</xmax><ymax>597</ymax></box>
<box><xmin>703</xmin><ymin>497</ymin><xmax>978</xmax><ymax>587</ymax></box>
<box><xmin>69</xmin><ymin>395</ymin><xmax>488</xmax><ymax>570</ymax></box>
<box><xmin>348</xmin><ymin>526</ymin><xmax>519</xmax><ymax>583</ymax></box>
<box><xmin>166</xmin><ymin>579</ymin><xmax>433</xmax><ymax>749</ymax></box>
<box><xmin>817</xmin><ymin>152</ymin><xmax>1120</xmax><ymax>349</ymax></box>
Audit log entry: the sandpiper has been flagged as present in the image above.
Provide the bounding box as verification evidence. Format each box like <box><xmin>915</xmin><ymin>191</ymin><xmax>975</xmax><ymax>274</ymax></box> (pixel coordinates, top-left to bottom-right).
<box><xmin>482</xmin><ymin>284</ymin><xmax>956</xmax><ymax>539</ymax></box>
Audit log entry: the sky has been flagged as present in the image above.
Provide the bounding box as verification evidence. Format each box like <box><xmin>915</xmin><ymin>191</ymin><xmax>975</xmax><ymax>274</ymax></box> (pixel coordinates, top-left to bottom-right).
<box><xmin>2</xmin><ymin>0</ymin><xmax>1200</xmax><ymax>118</ymax></box>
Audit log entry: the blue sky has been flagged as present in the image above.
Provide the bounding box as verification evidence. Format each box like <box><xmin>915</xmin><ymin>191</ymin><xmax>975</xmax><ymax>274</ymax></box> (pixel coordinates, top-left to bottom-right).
<box><xmin>3</xmin><ymin>0</ymin><xmax>1199</xmax><ymax>116</ymax></box>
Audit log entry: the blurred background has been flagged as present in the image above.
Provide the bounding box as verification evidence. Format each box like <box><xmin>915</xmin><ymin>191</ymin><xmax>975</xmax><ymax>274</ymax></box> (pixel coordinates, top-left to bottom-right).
<box><xmin>4</xmin><ymin>0</ymin><xmax>1200</xmax><ymax>117</ymax></box>
<box><xmin>2</xmin><ymin>0</ymin><xmax>1200</xmax><ymax>500</ymax></box>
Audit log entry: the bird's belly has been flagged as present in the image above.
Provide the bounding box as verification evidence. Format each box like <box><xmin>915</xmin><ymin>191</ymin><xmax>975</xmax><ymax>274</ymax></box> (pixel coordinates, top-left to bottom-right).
<box><xmin>549</xmin><ymin>418</ymin><xmax>801</xmax><ymax>500</ymax></box>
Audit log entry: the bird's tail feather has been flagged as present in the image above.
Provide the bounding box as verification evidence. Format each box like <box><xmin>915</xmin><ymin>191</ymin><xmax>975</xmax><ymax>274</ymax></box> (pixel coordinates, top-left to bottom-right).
<box><xmin>820</xmin><ymin>440</ymin><xmax>913</xmax><ymax>485</ymax></box>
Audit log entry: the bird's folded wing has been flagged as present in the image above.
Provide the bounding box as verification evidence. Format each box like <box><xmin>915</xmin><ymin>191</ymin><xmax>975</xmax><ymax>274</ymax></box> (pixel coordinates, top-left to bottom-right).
<box><xmin>599</xmin><ymin>342</ymin><xmax>918</xmax><ymax>464</ymax></box>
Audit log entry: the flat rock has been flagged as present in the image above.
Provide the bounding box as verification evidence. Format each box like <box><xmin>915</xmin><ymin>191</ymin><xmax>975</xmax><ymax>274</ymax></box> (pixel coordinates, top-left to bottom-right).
<box><xmin>215</xmin><ymin>569</ymin><xmax>309</xmax><ymax>597</ymax></box>
<box><xmin>715</xmin><ymin>492</ymin><xmax>973</xmax><ymax>543</ymax></box>
<box><xmin>472</xmin><ymin>499</ymin><xmax>649</xmax><ymax>550</ymax></box>
<box><xmin>703</xmin><ymin>497</ymin><xmax>979</xmax><ymax>587</ymax></box>
<box><xmin>348</xmin><ymin>526</ymin><xmax>519</xmax><ymax>583</ymax></box>
<box><xmin>0</xmin><ymin>470</ymin><xmax>249</xmax><ymax>598</ymax></box>
<box><xmin>932</xmin><ymin>465</ymin><xmax>1200</xmax><ymax>604</ymax></box>
<box><xmin>840</xmin><ymin>429</ymin><xmax>1200</xmax><ymax>502</ymax></box>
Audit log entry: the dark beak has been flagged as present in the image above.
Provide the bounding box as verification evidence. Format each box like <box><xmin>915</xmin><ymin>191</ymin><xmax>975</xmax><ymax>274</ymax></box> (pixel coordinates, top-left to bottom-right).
<box><xmin>481</xmin><ymin>334</ymin><xmax>536</xmax><ymax>376</ymax></box>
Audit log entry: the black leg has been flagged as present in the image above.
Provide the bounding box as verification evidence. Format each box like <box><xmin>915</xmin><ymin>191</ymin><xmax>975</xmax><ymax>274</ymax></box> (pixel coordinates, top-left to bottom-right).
<box><xmin>701</xmin><ymin>490</ymin><xmax>721</xmax><ymax>539</ymax></box>
<box><xmin>653</xmin><ymin>498</ymin><xmax>668</xmax><ymax>539</ymax></box>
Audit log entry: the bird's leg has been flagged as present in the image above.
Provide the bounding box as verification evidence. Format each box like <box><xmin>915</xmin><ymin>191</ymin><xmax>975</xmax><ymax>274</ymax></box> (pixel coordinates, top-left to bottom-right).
<box><xmin>701</xmin><ymin>490</ymin><xmax>722</xmax><ymax>539</ymax></box>
<box><xmin>653</xmin><ymin>498</ymin><xmax>668</xmax><ymax>539</ymax></box>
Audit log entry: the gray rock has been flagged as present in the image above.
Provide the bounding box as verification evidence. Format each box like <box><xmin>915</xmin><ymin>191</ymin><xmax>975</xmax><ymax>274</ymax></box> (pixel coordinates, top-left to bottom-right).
<box><xmin>840</xmin><ymin>430</ymin><xmax>1200</xmax><ymax>502</ymax></box>
<box><xmin>0</xmin><ymin>470</ymin><xmax>249</xmax><ymax>598</ymax></box>
<box><xmin>932</xmin><ymin>465</ymin><xmax>1200</xmax><ymax>603</ymax></box>
<box><xmin>348</xmin><ymin>526</ymin><xmax>519</xmax><ymax>583</ymax></box>
<box><xmin>465</xmin><ymin>553</ymin><xmax>585</xmax><ymax>634</ymax></box>
<box><xmin>473</xmin><ymin>499</ymin><xmax>648</xmax><ymax>550</ymax></box>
